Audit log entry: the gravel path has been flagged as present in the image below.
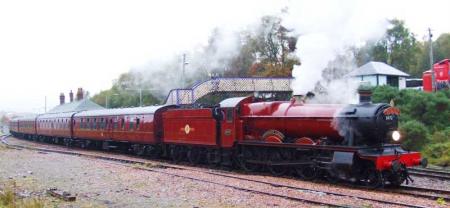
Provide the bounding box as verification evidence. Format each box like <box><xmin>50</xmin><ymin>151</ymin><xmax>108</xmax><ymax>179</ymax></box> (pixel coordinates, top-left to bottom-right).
<box><xmin>1</xmin><ymin>137</ymin><xmax>448</xmax><ymax>208</ymax></box>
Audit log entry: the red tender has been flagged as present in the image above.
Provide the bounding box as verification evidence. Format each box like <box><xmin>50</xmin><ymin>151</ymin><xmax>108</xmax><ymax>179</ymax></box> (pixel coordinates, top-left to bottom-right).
<box><xmin>162</xmin><ymin>108</ymin><xmax>219</xmax><ymax>146</ymax></box>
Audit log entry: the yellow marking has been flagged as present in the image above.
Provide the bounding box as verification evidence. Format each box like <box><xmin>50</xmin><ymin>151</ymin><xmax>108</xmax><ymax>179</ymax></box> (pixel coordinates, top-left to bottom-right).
<box><xmin>180</xmin><ymin>124</ymin><xmax>195</xmax><ymax>135</ymax></box>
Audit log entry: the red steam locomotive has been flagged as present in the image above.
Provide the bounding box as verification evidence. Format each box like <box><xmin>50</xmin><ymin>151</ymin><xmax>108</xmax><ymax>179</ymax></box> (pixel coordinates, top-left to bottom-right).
<box><xmin>9</xmin><ymin>89</ymin><xmax>426</xmax><ymax>188</ymax></box>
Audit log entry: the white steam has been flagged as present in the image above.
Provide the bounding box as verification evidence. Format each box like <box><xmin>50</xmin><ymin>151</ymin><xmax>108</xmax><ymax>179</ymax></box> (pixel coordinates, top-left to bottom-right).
<box><xmin>283</xmin><ymin>0</ymin><xmax>388</xmax><ymax>103</ymax></box>
<box><xmin>132</xmin><ymin>0</ymin><xmax>390</xmax><ymax>103</ymax></box>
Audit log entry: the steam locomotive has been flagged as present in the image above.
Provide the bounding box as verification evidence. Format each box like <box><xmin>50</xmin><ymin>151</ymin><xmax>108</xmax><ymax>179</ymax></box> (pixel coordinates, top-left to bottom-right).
<box><xmin>9</xmin><ymin>88</ymin><xmax>426</xmax><ymax>188</ymax></box>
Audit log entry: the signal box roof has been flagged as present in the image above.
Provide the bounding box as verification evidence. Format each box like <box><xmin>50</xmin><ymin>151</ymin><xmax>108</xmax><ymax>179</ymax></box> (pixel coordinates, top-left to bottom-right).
<box><xmin>347</xmin><ymin>61</ymin><xmax>410</xmax><ymax>77</ymax></box>
<box><xmin>47</xmin><ymin>99</ymin><xmax>105</xmax><ymax>113</ymax></box>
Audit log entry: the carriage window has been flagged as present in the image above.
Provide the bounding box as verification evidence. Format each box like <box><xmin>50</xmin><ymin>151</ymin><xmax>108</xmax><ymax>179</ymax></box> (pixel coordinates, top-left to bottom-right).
<box><xmin>111</xmin><ymin>119</ymin><xmax>117</xmax><ymax>129</ymax></box>
<box><xmin>129</xmin><ymin>121</ymin><xmax>134</xmax><ymax>130</ymax></box>
<box><xmin>100</xmin><ymin>118</ymin><xmax>104</xmax><ymax>129</ymax></box>
<box><xmin>93</xmin><ymin>118</ymin><xmax>97</xmax><ymax>129</ymax></box>
<box><xmin>121</xmin><ymin>118</ymin><xmax>125</xmax><ymax>129</ymax></box>
<box><xmin>135</xmin><ymin>118</ymin><xmax>140</xmax><ymax>130</ymax></box>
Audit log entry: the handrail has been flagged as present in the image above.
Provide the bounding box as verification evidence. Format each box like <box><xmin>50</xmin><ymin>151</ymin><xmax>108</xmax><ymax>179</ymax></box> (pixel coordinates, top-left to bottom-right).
<box><xmin>164</xmin><ymin>77</ymin><xmax>293</xmax><ymax>105</ymax></box>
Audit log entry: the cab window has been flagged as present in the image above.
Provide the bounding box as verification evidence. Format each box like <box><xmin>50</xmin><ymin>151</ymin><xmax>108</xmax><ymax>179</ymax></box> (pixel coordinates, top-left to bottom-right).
<box><xmin>225</xmin><ymin>108</ymin><xmax>233</xmax><ymax>123</ymax></box>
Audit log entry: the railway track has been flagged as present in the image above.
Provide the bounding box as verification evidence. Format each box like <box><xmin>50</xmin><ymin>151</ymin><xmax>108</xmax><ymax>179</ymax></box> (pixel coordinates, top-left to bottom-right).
<box><xmin>408</xmin><ymin>168</ymin><xmax>450</xmax><ymax>180</ymax></box>
<box><xmin>2</xmin><ymin>135</ymin><xmax>446</xmax><ymax>207</ymax></box>
<box><xmin>398</xmin><ymin>186</ymin><xmax>450</xmax><ymax>200</ymax></box>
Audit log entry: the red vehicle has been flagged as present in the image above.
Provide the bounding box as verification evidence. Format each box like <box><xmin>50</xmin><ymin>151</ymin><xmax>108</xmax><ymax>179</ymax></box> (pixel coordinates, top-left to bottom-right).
<box><xmin>72</xmin><ymin>106</ymin><xmax>172</xmax><ymax>153</ymax></box>
<box><xmin>423</xmin><ymin>59</ymin><xmax>450</xmax><ymax>92</ymax></box>
<box><xmin>36</xmin><ymin>112</ymin><xmax>74</xmax><ymax>144</ymax></box>
<box><xmin>8</xmin><ymin>119</ymin><xmax>19</xmax><ymax>136</ymax></box>
<box><xmin>18</xmin><ymin>116</ymin><xmax>37</xmax><ymax>139</ymax></box>
<box><xmin>9</xmin><ymin>89</ymin><xmax>425</xmax><ymax>188</ymax></box>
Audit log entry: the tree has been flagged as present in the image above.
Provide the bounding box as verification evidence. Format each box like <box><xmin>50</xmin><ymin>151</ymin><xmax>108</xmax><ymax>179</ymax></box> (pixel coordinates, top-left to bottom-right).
<box><xmin>356</xmin><ymin>19</ymin><xmax>422</xmax><ymax>76</ymax></box>
<box><xmin>0</xmin><ymin>115</ymin><xmax>10</xmax><ymax>125</ymax></box>
<box><xmin>91</xmin><ymin>72</ymin><xmax>161</xmax><ymax>108</ymax></box>
<box><xmin>249</xmin><ymin>16</ymin><xmax>299</xmax><ymax>77</ymax></box>
<box><xmin>221</xmin><ymin>15</ymin><xmax>300</xmax><ymax>77</ymax></box>
<box><xmin>434</xmin><ymin>33</ymin><xmax>450</xmax><ymax>61</ymax></box>
<box><xmin>416</xmin><ymin>33</ymin><xmax>450</xmax><ymax>74</ymax></box>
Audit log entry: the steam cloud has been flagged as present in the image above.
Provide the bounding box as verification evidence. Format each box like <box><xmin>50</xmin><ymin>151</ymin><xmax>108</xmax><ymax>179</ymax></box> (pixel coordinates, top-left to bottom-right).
<box><xmin>132</xmin><ymin>0</ymin><xmax>389</xmax><ymax>103</ymax></box>
<box><xmin>283</xmin><ymin>0</ymin><xmax>388</xmax><ymax>103</ymax></box>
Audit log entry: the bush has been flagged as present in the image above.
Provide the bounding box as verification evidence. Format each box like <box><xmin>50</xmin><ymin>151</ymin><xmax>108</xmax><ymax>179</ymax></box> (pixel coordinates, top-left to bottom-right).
<box><xmin>399</xmin><ymin>120</ymin><xmax>428</xmax><ymax>151</ymax></box>
<box><xmin>372</xmin><ymin>85</ymin><xmax>399</xmax><ymax>103</ymax></box>
<box><xmin>423</xmin><ymin>128</ymin><xmax>450</xmax><ymax>166</ymax></box>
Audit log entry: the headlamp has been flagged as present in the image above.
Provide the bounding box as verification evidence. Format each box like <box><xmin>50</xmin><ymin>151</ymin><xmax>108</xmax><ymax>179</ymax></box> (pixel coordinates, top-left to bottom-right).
<box><xmin>392</xmin><ymin>131</ymin><xmax>401</xmax><ymax>141</ymax></box>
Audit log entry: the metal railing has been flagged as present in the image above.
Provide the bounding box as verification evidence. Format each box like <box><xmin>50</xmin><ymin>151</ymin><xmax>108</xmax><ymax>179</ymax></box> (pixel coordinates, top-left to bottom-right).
<box><xmin>164</xmin><ymin>77</ymin><xmax>293</xmax><ymax>105</ymax></box>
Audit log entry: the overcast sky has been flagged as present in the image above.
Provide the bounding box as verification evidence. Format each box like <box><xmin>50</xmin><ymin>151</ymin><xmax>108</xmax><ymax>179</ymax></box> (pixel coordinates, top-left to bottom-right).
<box><xmin>1</xmin><ymin>0</ymin><xmax>449</xmax><ymax>113</ymax></box>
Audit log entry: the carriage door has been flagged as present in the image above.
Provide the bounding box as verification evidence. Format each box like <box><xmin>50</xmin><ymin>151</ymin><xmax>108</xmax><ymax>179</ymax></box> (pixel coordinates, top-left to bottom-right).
<box><xmin>220</xmin><ymin>108</ymin><xmax>236</xmax><ymax>148</ymax></box>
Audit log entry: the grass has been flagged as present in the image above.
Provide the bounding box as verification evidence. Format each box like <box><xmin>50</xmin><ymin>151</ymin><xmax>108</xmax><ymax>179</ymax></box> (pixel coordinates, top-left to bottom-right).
<box><xmin>0</xmin><ymin>181</ymin><xmax>44</xmax><ymax>208</ymax></box>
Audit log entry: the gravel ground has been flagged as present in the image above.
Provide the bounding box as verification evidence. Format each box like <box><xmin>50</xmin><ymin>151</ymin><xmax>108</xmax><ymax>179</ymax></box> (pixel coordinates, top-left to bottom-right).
<box><xmin>1</xmin><ymin>137</ymin><xmax>448</xmax><ymax>208</ymax></box>
<box><xmin>0</xmin><ymin>140</ymin><xmax>312</xmax><ymax>207</ymax></box>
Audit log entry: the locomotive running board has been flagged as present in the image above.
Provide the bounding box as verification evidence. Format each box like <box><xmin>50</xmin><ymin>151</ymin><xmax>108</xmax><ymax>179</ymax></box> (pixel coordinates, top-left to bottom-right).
<box><xmin>238</xmin><ymin>141</ymin><xmax>363</xmax><ymax>152</ymax></box>
<box><xmin>245</xmin><ymin>160</ymin><xmax>312</xmax><ymax>166</ymax></box>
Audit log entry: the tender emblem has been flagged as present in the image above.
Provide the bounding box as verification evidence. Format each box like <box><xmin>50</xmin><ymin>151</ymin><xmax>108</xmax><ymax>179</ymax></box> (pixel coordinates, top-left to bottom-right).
<box><xmin>180</xmin><ymin>124</ymin><xmax>195</xmax><ymax>135</ymax></box>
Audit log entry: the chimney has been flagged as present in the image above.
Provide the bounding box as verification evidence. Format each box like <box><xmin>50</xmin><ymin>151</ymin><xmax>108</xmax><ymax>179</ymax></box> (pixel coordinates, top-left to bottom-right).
<box><xmin>59</xmin><ymin>93</ymin><xmax>65</xmax><ymax>105</ymax></box>
<box><xmin>69</xmin><ymin>90</ymin><xmax>74</xmax><ymax>102</ymax></box>
<box><xmin>358</xmin><ymin>83</ymin><xmax>372</xmax><ymax>103</ymax></box>
<box><xmin>76</xmin><ymin>88</ymin><xmax>84</xmax><ymax>101</ymax></box>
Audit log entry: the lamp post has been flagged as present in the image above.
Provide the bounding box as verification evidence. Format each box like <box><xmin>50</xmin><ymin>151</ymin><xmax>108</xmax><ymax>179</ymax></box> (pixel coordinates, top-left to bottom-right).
<box><xmin>428</xmin><ymin>28</ymin><xmax>435</xmax><ymax>91</ymax></box>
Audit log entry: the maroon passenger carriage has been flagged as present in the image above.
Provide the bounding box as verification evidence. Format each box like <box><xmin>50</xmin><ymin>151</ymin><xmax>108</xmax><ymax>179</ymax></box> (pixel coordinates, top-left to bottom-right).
<box><xmin>36</xmin><ymin>112</ymin><xmax>74</xmax><ymax>143</ymax></box>
<box><xmin>72</xmin><ymin>106</ymin><xmax>173</xmax><ymax>153</ymax></box>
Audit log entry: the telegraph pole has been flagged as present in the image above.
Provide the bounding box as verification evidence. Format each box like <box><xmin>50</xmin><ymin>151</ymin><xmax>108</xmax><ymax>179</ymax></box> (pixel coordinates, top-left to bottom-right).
<box><xmin>139</xmin><ymin>89</ymin><xmax>142</xmax><ymax>107</ymax></box>
<box><xmin>428</xmin><ymin>28</ymin><xmax>435</xmax><ymax>91</ymax></box>
<box><xmin>181</xmin><ymin>54</ymin><xmax>188</xmax><ymax>88</ymax></box>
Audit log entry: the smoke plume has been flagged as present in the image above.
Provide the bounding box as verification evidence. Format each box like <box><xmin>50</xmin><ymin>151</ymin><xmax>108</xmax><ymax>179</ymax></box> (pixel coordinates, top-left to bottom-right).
<box><xmin>283</xmin><ymin>0</ymin><xmax>388</xmax><ymax>103</ymax></box>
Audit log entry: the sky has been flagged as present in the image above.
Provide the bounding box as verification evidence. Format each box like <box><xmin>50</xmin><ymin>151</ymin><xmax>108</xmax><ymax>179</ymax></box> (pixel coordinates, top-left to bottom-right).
<box><xmin>0</xmin><ymin>0</ymin><xmax>449</xmax><ymax>113</ymax></box>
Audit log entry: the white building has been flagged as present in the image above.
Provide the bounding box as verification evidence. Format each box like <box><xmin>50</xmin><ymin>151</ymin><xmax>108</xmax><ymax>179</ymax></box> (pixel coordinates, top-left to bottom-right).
<box><xmin>347</xmin><ymin>62</ymin><xmax>410</xmax><ymax>89</ymax></box>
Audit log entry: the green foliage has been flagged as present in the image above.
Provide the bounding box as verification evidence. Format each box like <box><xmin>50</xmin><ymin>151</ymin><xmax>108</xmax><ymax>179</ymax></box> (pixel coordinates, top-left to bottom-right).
<box><xmin>371</xmin><ymin>85</ymin><xmax>399</xmax><ymax>103</ymax></box>
<box><xmin>418</xmin><ymin>33</ymin><xmax>450</xmax><ymax>71</ymax></box>
<box><xmin>0</xmin><ymin>183</ymin><xmax>44</xmax><ymax>208</ymax></box>
<box><xmin>91</xmin><ymin>72</ymin><xmax>161</xmax><ymax>108</ymax></box>
<box><xmin>355</xmin><ymin>21</ymin><xmax>450</xmax><ymax>77</ymax></box>
<box><xmin>423</xmin><ymin>128</ymin><xmax>450</xmax><ymax>166</ymax></box>
<box><xmin>370</xmin><ymin>19</ymin><xmax>422</xmax><ymax>76</ymax></box>
<box><xmin>399</xmin><ymin>120</ymin><xmax>428</xmax><ymax>151</ymax></box>
<box><xmin>436</xmin><ymin>197</ymin><xmax>447</xmax><ymax>206</ymax></box>
<box><xmin>372</xmin><ymin>86</ymin><xmax>449</xmax><ymax>163</ymax></box>
<box><xmin>0</xmin><ymin>188</ymin><xmax>15</xmax><ymax>207</ymax></box>
<box><xmin>228</xmin><ymin>15</ymin><xmax>299</xmax><ymax>77</ymax></box>
<box><xmin>373</xmin><ymin>86</ymin><xmax>450</xmax><ymax>131</ymax></box>
<box><xmin>434</xmin><ymin>33</ymin><xmax>450</xmax><ymax>62</ymax></box>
